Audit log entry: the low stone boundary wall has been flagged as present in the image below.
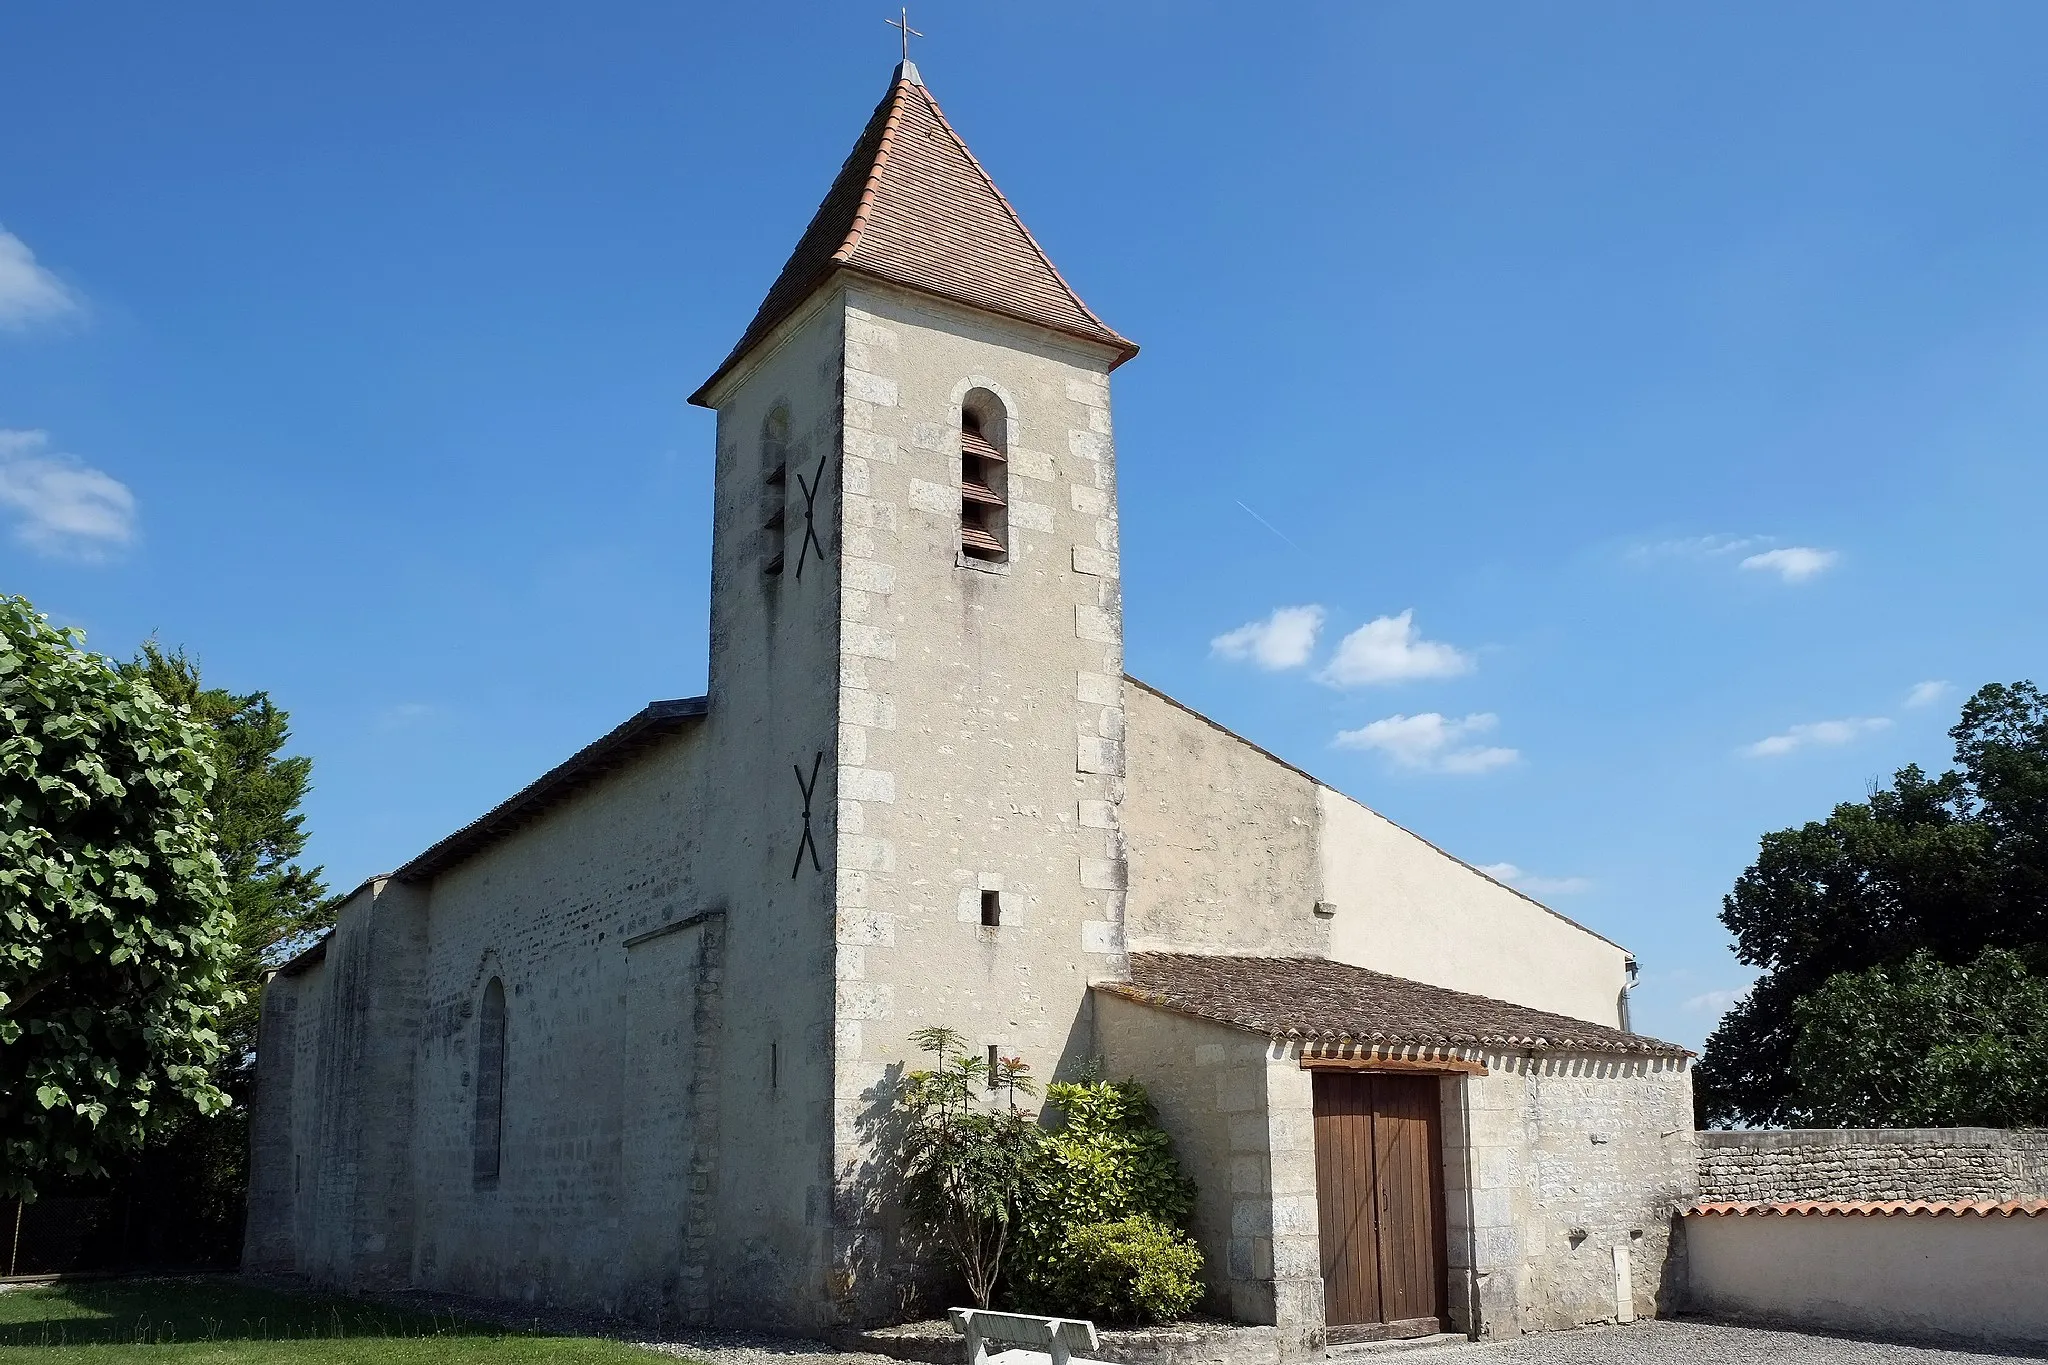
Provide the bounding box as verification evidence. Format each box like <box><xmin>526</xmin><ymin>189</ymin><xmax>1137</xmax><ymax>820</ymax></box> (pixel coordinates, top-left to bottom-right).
<box><xmin>1684</xmin><ymin>1203</ymin><xmax>2048</xmax><ymax>1348</ymax></box>
<box><xmin>1697</xmin><ymin>1127</ymin><xmax>2048</xmax><ymax>1204</ymax></box>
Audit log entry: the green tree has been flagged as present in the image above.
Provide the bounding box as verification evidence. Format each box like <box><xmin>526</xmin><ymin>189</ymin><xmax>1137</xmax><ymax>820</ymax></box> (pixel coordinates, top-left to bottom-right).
<box><xmin>74</xmin><ymin>644</ymin><xmax>332</xmax><ymax>1265</ymax></box>
<box><xmin>119</xmin><ymin>642</ymin><xmax>328</xmax><ymax>1061</ymax></box>
<box><xmin>1697</xmin><ymin>681</ymin><xmax>2048</xmax><ymax>1126</ymax></box>
<box><xmin>0</xmin><ymin>598</ymin><xmax>239</xmax><ymax>1200</ymax></box>
<box><xmin>1790</xmin><ymin>948</ymin><xmax>2048</xmax><ymax>1127</ymax></box>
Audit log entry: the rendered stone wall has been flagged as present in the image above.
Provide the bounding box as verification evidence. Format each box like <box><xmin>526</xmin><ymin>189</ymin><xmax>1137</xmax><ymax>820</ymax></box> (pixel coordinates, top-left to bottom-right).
<box><xmin>1318</xmin><ymin>791</ymin><xmax>1629</xmax><ymax>1028</ymax></box>
<box><xmin>1444</xmin><ymin>1052</ymin><xmax>1696</xmax><ymax>1338</ymax></box>
<box><xmin>247</xmin><ymin>287</ymin><xmax>855</xmax><ymax>1333</ymax></box>
<box><xmin>265</xmin><ymin>878</ymin><xmax>428</xmax><ymax>1288</ymax></box>
<box><xmin>1256</xmin><ymin>1054</ymin><xmax>1324</xmax><ymax>1355</ymax></box>
<box><xmin>1696</xmin><ymin>1128</ymin><xmax>2048</xmax><ymax>1204</ymax></box>
<box><xmin>1096</xmin><ymin>998</ymin><xmax>1695</xmax><ymax>1351</ymax></box>
<box><xmin>696</xmin><ymin>286</ymin><xmax>852</xmax><ymax>1333</ymax></box>
<box><xmin>241</xmin><ymin>971</ymin><xmax>299</xmax><ymax>1272</ymax></box>
<box><xmin>251</xmin><ymin>720</ymin><xmax>818</xmax><ymax>1327</ymax></box>
<box><xmin>1686</xmin><ymin>1209</ymin><xmax>2048</xmax><ymax>1348</ymax></box>
<box><xmin>1122</xmin><ymin>683</ymin><xmax>1326</xmax><ymax>959</ymax></box>
<box><xmin>821</xmin><ymin>283</ymin><xmax>1133</xmax><ymax>1324</ymax></box>
<box><xmin>1094</xmin><ymin>992</ymin><xmax>1315</xmax><ymax>1346</ymax></box>
<box><xmin>403</xmin><ymin>733</ymin><xmax>712</xmax><ymax>1317</ymax></box>
<box><xmin>1121</xmin><ymin>683</ymin><xmax>1630</xmax><ymax>1027</ymax></box>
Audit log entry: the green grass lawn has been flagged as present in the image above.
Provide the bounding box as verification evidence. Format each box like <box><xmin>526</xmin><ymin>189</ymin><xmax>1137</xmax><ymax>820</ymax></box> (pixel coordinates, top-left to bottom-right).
<box><xmin>0</xmin><ymin>1278</ymin><xmax>664</xmax><ymax>1365</ymax></box>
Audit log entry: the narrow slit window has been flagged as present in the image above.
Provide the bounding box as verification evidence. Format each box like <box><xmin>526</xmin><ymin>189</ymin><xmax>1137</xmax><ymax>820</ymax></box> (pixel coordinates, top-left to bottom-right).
<box><xmin>959</xmin><ymin>398</ymin><xmax>1008</xmax><ymax>562</ymax></box>
<box><xmin>980</xmin><ymin>889</ymin><xmax>1001</xmax><ymax>926</ymax></box>
<box><xmin>473</xmin><ymin>978</ymin><xmax>507</xmax><ymax>1188</ymax></box>
<box><xmin>986</xmin><ymin>1044</ymin><xmax>1001</xmax><ymax>1089</ymax></box>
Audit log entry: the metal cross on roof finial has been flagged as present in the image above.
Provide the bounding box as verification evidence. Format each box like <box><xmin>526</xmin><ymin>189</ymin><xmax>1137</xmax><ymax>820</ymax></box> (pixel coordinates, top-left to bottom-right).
<box><xmin>886</xmin><ymin>7</ymin><xmax>923</xmax><ymax>63</ymax></box>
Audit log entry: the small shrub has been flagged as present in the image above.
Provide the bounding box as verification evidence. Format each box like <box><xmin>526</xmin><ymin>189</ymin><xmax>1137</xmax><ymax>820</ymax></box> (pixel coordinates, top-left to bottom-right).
<box><xmin>1044</xmin><ymin>1216</ymin><xmax>1204</xmax><ymax>1325</ymax></box>
<box><xmin>1008</xmin><ymin>1077</ymin><xmax>1199</xmax><ymax>1308</ymax></box>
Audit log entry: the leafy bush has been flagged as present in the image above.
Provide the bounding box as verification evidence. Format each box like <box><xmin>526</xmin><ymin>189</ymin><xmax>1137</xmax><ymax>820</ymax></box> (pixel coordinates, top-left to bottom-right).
<box><xmin>1042</xmin><ymin>1216</ymin><xmax>1204</xmax><ymax>1325</ymax></box>
<box><xmin>1008</xmin><ymin>1077</ymin><xmax>1200</xmax><ymax>1314</ymax></box>
<box><xmin>897</xmin><ymin>1027</ymin><xmax>1042</xmax><ymax>1308</ymax></box>
<box><xmin>891</xmin><ymin>1030</ymin><xmax>1205</xmax><ymax>1321</ymax></box>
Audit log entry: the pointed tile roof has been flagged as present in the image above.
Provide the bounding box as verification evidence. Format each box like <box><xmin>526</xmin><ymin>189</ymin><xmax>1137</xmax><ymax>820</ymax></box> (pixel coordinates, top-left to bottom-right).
<box><xmin>690</xmin><ymin>63</ymin><xmax>1136</xmax><ymax>406</ymax></box>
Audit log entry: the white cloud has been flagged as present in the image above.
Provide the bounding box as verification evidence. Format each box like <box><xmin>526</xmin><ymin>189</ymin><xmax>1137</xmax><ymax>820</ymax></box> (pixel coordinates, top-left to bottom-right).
<box><xmin>1628</xmin><ymin>534</ymin><xmax>1841</xmax><ymax>585</ymax></box>
<box><xmin>1740</xmin><ymin>546</ymin><xmax>1838</xmax><ymax>583</ymax></box>
<box><xmin>0</xmin><ymin>429</ymin><xmax>138</xmax><ymax>560</ymax></box>
<box><xmin>0</xmin><ymin>228</ymin><xmax>81</xmax><ymax>330</ymax></box>
<box><xmin>1477</xmin><ymin>862</ymin><xmax>1593</xmax><ymax>896</ymax></box>
<box><xmin>1626</xmin><ymin>533</ymin><xmax>1762</xmax><ymax>564</ymax></box>
<box><xmin>1211</xmin><ymin>604</ymin><xmax>1325</xmax><ymax>671</ymax></box>
<box><xmin>1316</xmin><ymin>610</ymin><xmax>1473</xmax><ymax>687</ymax></box>
<box><xmin>1335</xmin><ymin>711</ymin><xmax>1518</xmax><ymax>774</ymax></box>
<box><xmin>1682</xmin><ymin>988</ymin><xmax>1746</xmax><ymax>1016</ymax></box>
<box><xmin>1742</xmin><ymin>716</ymin><xmax>1892</xmax><ymax>758</ymax></box>
<box><xmin>1904</xmin><ymin>680</ymin><xmax>1951</xmax><ymax>709</ymax></box>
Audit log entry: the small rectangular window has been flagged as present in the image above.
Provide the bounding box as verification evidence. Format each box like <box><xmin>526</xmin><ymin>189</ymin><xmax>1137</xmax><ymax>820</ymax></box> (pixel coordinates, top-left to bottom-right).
<box><xmin>980</xmin><ymin>889</ymin><xmax>1001</xmax><ymax>926</ymax></box>
<box><xmin>987</xmin><ymin>1044</ymin><xmax>1001</xmax><ymax>1089</ymax></box>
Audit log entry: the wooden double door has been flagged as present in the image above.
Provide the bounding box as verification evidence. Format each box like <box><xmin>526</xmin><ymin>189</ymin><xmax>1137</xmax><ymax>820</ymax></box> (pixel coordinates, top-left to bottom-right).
<box><xmin>1311</xmin><ymin>1071</ymin><xmax>1449</xmax><ymax>1342</ymax></box>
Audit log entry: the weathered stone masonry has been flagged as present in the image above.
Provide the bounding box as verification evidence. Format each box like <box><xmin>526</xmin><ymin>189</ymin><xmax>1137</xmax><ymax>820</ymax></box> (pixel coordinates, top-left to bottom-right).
<box><xmin>1697</xmin><ymin>1128</ymin><xmax>2048</xmax><ymax>1205</ymax></box>
<box><xmin>827</xmin><ymin>283</ymin><xmax>1132</xmax><ymax>1322</ymax></box>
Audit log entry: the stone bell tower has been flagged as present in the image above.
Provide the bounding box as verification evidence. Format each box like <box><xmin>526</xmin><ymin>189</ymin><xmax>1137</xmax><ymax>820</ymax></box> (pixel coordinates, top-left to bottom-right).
<box><xmin>690</xmin><ymin>58</ymin><xmax>1139</xmax><ymax>1322</ymax></box>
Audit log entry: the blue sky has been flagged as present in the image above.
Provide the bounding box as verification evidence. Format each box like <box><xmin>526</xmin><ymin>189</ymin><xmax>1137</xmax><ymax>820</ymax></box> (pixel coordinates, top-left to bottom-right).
<box><xmin>4</xmin><ymin>2</ymin><xmax>2044</xmax><ymax>1050</ymax></box>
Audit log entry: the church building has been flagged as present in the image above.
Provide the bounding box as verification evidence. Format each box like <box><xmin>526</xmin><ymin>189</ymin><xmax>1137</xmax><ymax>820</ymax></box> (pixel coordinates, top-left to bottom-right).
<box><xmin>245</xmin><ymin>59</ymin><xmax>1696</xmax><ymax>1351</ymax></box>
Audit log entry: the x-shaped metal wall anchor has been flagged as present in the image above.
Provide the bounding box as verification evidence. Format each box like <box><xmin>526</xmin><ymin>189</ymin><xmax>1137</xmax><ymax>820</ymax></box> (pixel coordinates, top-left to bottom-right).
<box><xmin>791</xmin><ymin>750</ymin><xmax>823</xmax><ymax>879</ymax></box>
<box><xmin>793</xmin><ymin>455</ymin><xmax>828</xmax><ymax>580</ymax></box>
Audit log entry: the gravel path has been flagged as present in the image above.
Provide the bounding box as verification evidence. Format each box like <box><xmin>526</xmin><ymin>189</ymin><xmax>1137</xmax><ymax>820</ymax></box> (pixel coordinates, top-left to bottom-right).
<box><xmin>1385</xmin><ymin>1319</ymin><xmax>2046</xmax><ymax>1363</ymax></box>
<box><xmin>359</xmin><ymin>1289</ymin><xmax>2047</xmax><ymax>1365</ymax></box>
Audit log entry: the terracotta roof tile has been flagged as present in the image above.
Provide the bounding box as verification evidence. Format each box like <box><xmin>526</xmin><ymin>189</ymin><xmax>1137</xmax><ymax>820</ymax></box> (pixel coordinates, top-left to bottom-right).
<box><xmin>691</xmin><ymin>63</ymin><xmax>1135</xmax><ymax>406</ymax></box>
<box><xmin>1687</xmin><ymin>1200</ymin><xmax>2048</xmax><ymax>1218</ymax></box>
<box><xmin>1098</xmin><ymin>953</ymin><xmax>1688</xmax><ymax>1058</ymax></box>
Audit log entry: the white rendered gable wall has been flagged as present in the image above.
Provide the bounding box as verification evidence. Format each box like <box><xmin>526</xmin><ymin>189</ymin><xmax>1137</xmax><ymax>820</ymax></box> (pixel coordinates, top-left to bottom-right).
<box><xmin>1121</xmin><ymin>683</ymin><xmax>1628</xmax><ymax>1028</ymax></box>
<box><xmin>1317</xmin><ymin>787</ymin><xmax>1628</xmax><ymax>1027</ymax></box>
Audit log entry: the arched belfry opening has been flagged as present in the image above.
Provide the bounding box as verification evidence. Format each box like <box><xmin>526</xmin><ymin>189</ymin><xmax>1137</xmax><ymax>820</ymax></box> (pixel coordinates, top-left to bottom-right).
<box><xmin>760</xmin><ymin>405</ymin><xmax>791</xmax><ymax>576</ymax></box>
<box><xmin>959</xmin><ymin>389</ymin><xmax>1008</xmax><ymax>562</ymax></box>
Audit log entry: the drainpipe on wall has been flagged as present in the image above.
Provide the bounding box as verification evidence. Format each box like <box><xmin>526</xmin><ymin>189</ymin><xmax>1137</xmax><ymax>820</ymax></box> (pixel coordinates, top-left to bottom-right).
<box><xmin>1619</xmin><ymin>956</ymin><xmax>1639</xmax><ymax>1033</ymax></box>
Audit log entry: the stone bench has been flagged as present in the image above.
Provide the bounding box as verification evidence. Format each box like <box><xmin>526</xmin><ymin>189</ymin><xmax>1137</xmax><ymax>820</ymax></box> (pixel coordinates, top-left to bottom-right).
<box><xmin>949</xmin><ymin>1308</ymin><xmax>1104</xmax><ymax>1365</ymax></box>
